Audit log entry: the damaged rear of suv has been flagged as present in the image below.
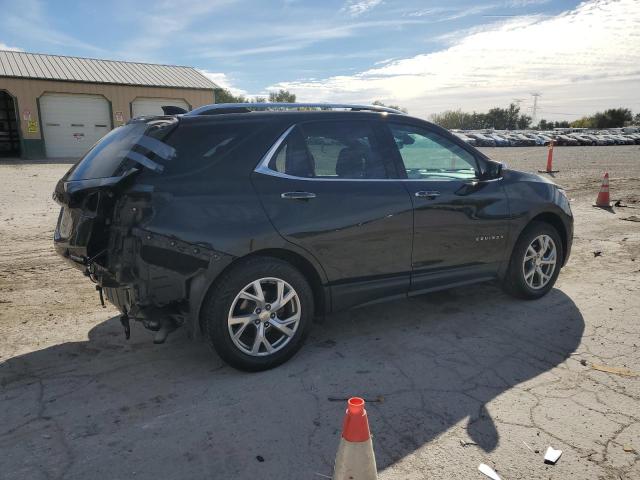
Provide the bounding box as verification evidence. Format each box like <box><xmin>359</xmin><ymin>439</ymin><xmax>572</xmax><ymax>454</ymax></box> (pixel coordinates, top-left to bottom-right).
<box><xmin>53</xmin><ymin>112</ymin><xmax>289</xmax><ymax>357</ymax></box>
<box><xmin>54</xmin><ymin>103</ymin><xmax>573</xmax><ymax>371</ymax></box>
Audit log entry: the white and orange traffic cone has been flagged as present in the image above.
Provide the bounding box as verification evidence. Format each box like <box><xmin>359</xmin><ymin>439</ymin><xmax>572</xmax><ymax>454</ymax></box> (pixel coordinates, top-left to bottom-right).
<box><xmin>594</xmin><ymin>172</ymin><xmax>611</xmax><ymax>208</ymax></box>
<box><xmin>333</xmin><ymin>397</ymin><xmax>377</xmax><ymax>480</ymax></box>
<box><xmin>539</xmin><ymin>141</ymin><xmax>559</xmax><ymax>173</ymax></box>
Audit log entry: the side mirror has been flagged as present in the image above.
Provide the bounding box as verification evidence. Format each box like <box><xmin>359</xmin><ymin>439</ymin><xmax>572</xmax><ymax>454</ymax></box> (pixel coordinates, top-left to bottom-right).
<box><xmin>480</xmin><ymin>161</ymin><xmax>503</xmax><ymax>180</ymax></box>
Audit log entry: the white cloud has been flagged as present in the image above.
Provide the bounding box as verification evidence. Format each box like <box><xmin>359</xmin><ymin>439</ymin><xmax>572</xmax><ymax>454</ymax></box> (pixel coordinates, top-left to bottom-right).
<box><xmin>0</xmin><ymin>43</ymin><xmax>22</xmax><ymax>51</ymax></box>
<box><xmin>199</xmin><ymin>70</ymin><xmax>249</xmax><ymax>97</ymax></box>
<box><xmin>270</xmin><ymin>0</ymin><xmax>640</xmax><ymax>120</ymax></box>
<box><xmin>342</xmin><ymin>0</ymin><xmax>384</xmax><ymax>17</ymax></box>
<box><xmin>3</xmin><ymin>0</ymin><xmax>103</xmax><ymax>54</ymax></box>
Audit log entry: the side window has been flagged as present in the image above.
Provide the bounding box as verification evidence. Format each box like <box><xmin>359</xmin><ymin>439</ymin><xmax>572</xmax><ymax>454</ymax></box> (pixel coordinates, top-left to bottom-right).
<box><xmin>389</xmin><ymin>123</ymin><xmax>478</xmax><ymax>180</ymax></box>
<box><xmin>162</xmin><ymin>121</ymin><xmax>262</xmax><ymax>176</ymax></box>
<box><xmin>268</xmin><ymin>121</ymin><xmax>390</xmax><ymax>179</ymax></box>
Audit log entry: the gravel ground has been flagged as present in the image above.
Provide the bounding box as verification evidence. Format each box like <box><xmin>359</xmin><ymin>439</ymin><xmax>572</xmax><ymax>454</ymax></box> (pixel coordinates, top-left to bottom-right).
<box><xmin>1</xmin><ymin>146</ymin><xmax>639</xmax><ymax>480</ymax></box>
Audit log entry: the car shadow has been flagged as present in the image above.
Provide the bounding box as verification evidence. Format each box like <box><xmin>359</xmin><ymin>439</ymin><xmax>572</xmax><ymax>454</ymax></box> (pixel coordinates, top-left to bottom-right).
<box><xmin>0</xmin><ymin>283</ymin><xmax>584</xmax><ymax>480</ymax></box>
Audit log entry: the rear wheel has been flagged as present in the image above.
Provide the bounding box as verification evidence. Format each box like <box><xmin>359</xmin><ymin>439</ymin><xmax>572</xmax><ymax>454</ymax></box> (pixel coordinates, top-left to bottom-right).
<box><xmin>503</xmin><ymin>221</ymin><xmax>563</xmax><ymax>299</ymax></box>
<box><xmin>202</xmin><ymin>257</ymin><xmax>314</xmax><ymax>371</ymax></box>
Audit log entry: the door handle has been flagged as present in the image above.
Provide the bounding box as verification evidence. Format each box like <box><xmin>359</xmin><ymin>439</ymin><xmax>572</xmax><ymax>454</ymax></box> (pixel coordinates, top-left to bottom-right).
<box><xmin>281</xmin><ymin>191</ymin><xmax>317</xmax><ymax>200</ymax></box>
<box><xmin>414</xmin><ymin>190</ymin><xmax>440</xmax><ymax>198</ymax></box>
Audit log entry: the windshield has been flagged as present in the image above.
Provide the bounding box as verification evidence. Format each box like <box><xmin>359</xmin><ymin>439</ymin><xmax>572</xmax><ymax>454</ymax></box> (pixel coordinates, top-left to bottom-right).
<box><xmin>66</xmin><ymin>119</ymin><xmax>177</xmax><ymax>181</ymax></box>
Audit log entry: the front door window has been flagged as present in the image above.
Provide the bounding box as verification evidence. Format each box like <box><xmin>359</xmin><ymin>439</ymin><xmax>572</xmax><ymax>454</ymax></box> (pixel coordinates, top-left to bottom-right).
<box><xmin>389</xmin><ymin>124</ymin><xmax>478</xmax><ymax>180</ymax></box>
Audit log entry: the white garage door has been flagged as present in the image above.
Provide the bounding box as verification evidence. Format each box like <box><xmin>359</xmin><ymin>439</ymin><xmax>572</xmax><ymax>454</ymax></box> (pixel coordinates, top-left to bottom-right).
<box><xmin>40</xmin><ymin>94</ymin><xmax>111</xmax><ymax>158</ymax></box>
<box><xmin>131</xmin><ymin>98</ymin><xmax>190</xmax><ymax>118</ymax></box>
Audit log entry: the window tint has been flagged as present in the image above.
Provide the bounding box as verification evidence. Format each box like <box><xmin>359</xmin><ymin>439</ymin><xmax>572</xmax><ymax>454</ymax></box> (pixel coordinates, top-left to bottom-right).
<box><xmin>162</xmin><ymin>122</ymin><xmax>263</xmax><ymax>176</ymax></box>
<box><xmin>268</xmin><ymin>121</ymin><xmax>390</xmax><ymax>179</ymax></box>
<box><xmin>390</xmin><ymin>123</ymin><xmax>478</xmax><ymax>180</ymax></box>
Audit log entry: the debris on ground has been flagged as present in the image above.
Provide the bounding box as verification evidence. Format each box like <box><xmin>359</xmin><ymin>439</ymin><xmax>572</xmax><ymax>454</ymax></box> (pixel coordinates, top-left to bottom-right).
<box><xmin>459</xmin><ymin>439</ymin><xmax>478</xmax><ymax>447</ymax></box>
<box><xmin>623</xmin><ymin>445</ymin><xmax>635</xmax><ymax>453</ymax></box>
<box><xmin>593</xmin><ymin>251</ymin><xmax>603</xmax><ymax>257</ymax></box>
<box><xmin>522</xmin><ymin>441</ymin><xmax>537</xmax><ymax>453</ymax></box>
<box><xmin>614</xmin><ymin>200</ymin><xmax>627</xmax><ymax>207</ymax></box>
<box><xmin>621</xmin><ymin>215</ymin><xmax>640</xmax><ymax>222</ymax></box>
<box><xmin>544</xmin><ymin>446</ymin><xmax>563</xmax><ymax>465</ymax></box>
<box><xmin>591</xmin><ymin>364</ymin><xmax>638</xmax><ymax>377</ymax></box>
<box><xmin>580</xmin><ymin>359</ymin><xmax>588</xmax><ymax>366</ymax></box>
<box><xmin>478</xmin><ymin>463</ymin><xmax>501</xmax><ymax>480</ymax></box>
<box><xmin>256</xmin><ymin>455</ymin><xmax>265</xmax><ymax>462</ymax></box>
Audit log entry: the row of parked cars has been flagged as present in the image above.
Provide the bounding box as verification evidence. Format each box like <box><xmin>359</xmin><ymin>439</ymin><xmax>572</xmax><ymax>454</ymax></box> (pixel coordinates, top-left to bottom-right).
<box><xmin>452</xmin><ymin>129</ymin><xmax>640</xmax><ymax>147</ymax></box>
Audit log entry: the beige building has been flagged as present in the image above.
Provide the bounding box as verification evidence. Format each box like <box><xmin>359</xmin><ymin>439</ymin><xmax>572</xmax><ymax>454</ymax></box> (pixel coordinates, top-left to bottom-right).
<box><xmin>0</xmin><ymin>50</ymin><xmax>218</xmax><ymax>159</ymax></box>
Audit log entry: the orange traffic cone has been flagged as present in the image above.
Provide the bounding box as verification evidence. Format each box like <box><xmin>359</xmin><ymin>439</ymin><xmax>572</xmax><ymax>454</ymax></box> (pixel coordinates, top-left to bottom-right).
<box><xmin>539</xmin><ymin>141</ymin><xmax>559</xmax><ymax>173</ymax></box>
<box><xmin>333</xmin><ymin>397</ymin><xmax>377</xmax><ymax>480</ymax></box>
<box><xmin>594</xmin><ymin>172</ymin><xmax>611</xmax><ymax>208</ymax></box>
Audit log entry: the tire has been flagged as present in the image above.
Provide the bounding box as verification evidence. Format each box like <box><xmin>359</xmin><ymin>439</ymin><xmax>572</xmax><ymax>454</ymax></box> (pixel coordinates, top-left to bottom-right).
<box><xmin>502</xmin><ymin>221</ymin><xmax>563</xmax><ymax>300</ymax></box>
<box><xmin>201</xmin><ymin>257</ymin><xmax>314</xmax><ymax>371</ymax></box>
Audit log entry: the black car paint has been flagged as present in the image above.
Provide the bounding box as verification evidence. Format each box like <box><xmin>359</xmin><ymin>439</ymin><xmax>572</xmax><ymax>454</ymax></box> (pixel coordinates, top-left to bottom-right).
<box><xmin>53</xmin><ymin>111</ymin><xmax>573</xmax><ymax>339</ymax></box>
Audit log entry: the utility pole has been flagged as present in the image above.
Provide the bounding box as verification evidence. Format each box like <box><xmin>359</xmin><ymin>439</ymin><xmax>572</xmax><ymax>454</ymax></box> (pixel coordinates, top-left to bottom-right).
<box><xmin>531</xmin><ymin>92</ymin><xmax>541</xmax><ymax>125</ymax></box>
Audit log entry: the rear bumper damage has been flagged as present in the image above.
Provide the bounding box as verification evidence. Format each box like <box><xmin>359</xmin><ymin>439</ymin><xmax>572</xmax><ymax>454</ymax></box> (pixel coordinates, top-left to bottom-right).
<box><xmin>54</xmin><ymin>190</ymin><xmax>233</xmax><ymax>343</ymax></box>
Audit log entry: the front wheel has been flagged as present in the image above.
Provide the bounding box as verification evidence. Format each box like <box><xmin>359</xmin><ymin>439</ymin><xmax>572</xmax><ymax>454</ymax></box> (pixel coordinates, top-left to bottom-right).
<box><xmin>502</xmin><ymin>221</ymin><xmax>563</xmax><ymax>299</ymax></box>
<box><xmin>201</xmin><ymin>257</ymin><xmax>314</xmax><ymax>371</ymax></box>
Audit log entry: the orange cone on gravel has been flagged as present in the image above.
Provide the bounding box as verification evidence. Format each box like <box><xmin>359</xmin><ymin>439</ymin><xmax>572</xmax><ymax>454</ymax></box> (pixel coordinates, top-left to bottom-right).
<box><xmin>594</xmin><ymin>172</ymin><xmax>611</xmax><ymax>208</ymax></box>
<box><xmin>539</xmin><ymin>141</ymin><xmax>559</xmax><ymax>173</ymax></box>
<box><xmin>333</xmin><ymin>397</ymin><xmax>377</xmax><ymax>480</ymax></box>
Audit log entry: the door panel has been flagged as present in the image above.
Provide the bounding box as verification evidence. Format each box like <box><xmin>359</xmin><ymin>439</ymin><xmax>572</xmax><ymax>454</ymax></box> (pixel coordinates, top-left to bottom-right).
<box><xmin>251</xmin><ymin>120</ymin><xmax>413</xmax><ymax>310</ymax></box>
<box><xmin>385</xmin><ymin>122</ymin><xmax>511</xmax><ymax>292</ymax></box>
<box><xmin>405</xmin><ymin>178</ymin><xmax>510</xmax><ymax>291</ymax></box>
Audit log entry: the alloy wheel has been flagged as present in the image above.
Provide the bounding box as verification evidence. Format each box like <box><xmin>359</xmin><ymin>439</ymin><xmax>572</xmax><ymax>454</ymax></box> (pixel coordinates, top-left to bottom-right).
<box><xmin>522</xmin><ymin>234</ymin><xmax>557</xmax><ymax>290</ymax></box>
<box><xmin>227</xmin><ymin>277</ymin><xmax>301</xmax><ymax>356</ymax></box>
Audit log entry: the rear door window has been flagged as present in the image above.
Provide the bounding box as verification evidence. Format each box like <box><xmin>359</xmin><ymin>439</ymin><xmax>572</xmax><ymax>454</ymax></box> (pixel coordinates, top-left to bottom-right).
<box><xmin>268</xmin><ymin>120</ymin><xmax>393</xmax><ymax>179</ymax></box>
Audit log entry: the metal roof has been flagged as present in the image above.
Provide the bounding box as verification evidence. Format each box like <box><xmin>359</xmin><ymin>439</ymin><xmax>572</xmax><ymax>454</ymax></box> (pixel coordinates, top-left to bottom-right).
<box><xmin>0</xmin><ymin>50</ymin><xmax>218</xmax><ymax>90</ymax></box>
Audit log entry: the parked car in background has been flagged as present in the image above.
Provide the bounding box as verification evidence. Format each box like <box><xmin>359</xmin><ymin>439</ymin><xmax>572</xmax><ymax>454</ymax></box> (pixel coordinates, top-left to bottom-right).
<box><xmin>627</xmin><ymin>133</ymin><xmax>640</xmax><ymax>144</ymax></box>
<box><xmin>594</xmin><ymin>134</ymin><xmax>614</xmax><ymax>145</ymax></box>
<box><xmin>583</xmin><ymin>134</ymin><xmax>607</xmax><ymax>146</ymax></box>
<box><xmin>452</xmin><ymin>132</ymin><xmax>477</xmax><ymax>146</ymax></box>
<box><xmin>537</xmin><ymin>134</ymin><xmax>554</xmax><ymax>145</ymax></box>
<box><xmin>503</xmin><ymin>134</ymin><xmax>528</xmax><ymax>146</ymax></box>
<box><xmin>553</xmin><ymin>135</ymin><xmax>580</xmax><ymax>146</ymax></box>
<box><xmin>466</xmin><ymin>133</ymin><xmax>496</xmax><ymax>147</ymax></box>
<box><xmin>569</xmin><ymin>134</ymin><xmax>594</xmax><ymax>146</ymax></box>
<box><xmin>524</xmin><ymin>133</ymin><xmax>546</xmax><ymax>146</ymax></box>
<box><xmin>601</xmin><ymin>134</ymin><xmax>623</xmax><ymax>145</ymax></box>
<box><xmin>513</xmin><ymin>134</ymin><xmax>536</xmax><ymax>146</ymax></box>
<box><xmin>615</xmin><ymin>134</ymin><xmax>635</xmax><ymax>145</ymax></box>
<box><xmin>487</xmin><ymin>133</ymin><xmax>510</xmax><ymax>146</ymax></box>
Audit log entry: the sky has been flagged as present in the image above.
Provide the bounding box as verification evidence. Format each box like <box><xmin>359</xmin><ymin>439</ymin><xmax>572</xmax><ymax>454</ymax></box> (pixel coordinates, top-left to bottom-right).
<box><xmin>1</xmin><ymin>0</ymin><xmax>639</xmax><ymax>121</ymax></box>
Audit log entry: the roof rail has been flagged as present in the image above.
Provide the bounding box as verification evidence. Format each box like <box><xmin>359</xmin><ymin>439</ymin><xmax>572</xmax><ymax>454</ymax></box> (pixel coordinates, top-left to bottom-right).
<box><xmin>186</xmin><ymin>102</ymin><xmax>406</xmax><ymax>116</ymax></box>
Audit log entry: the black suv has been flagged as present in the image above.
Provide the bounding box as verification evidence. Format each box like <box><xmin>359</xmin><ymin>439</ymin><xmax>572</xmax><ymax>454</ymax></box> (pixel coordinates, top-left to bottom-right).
<box><xmin>53</xmin><ymin>103</ymin><xmax>573</xmax><ymax>371</ymax></box>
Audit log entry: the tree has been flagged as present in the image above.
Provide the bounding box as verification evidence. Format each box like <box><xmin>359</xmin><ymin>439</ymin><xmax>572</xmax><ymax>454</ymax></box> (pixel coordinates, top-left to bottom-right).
<box><xmin>429</xmin><ymin>110</ymin><xmax>472</xmax><ymax>129</ymax></box>
<box><xmin>214</xmin><ymin>88</ymin><xmax>248</xmax><ymax>104</ymax></box>
<box><xmin>570</xmin><ymin>116</ymin><xmax>595</xmax><ymax>128</ymax></box>
<box><xmin>634</xmin><ymin>113</ymin><xmax>640</xmax><ymax>125</ymax></box>
<box><xmin>372</xmin><ymin>100</ymin><xmax>408</xmax><ymax>113</ymax></box>
<box><xmin>430</xmin><ymin>103</ymin><xmax>529</xmax><ymax>130</ymax></box>
<box><xmin>593</xmin><ymin>108</ymin><xmax>632</xmax><ymax>128</ymax></box>
<box><xmin>537</xmin><ymin>119</ymin><xmax>551</xmax><ymax>130</ymax></box>
<box><xmin>268</xmin><ymin>89</ymin><xmax>296</xmax><ymax>103</ymax></box>
<box><xmin>516</xmin><ymin>114</ymin><xmax>532</xmax><ymax>130</ymax></box>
